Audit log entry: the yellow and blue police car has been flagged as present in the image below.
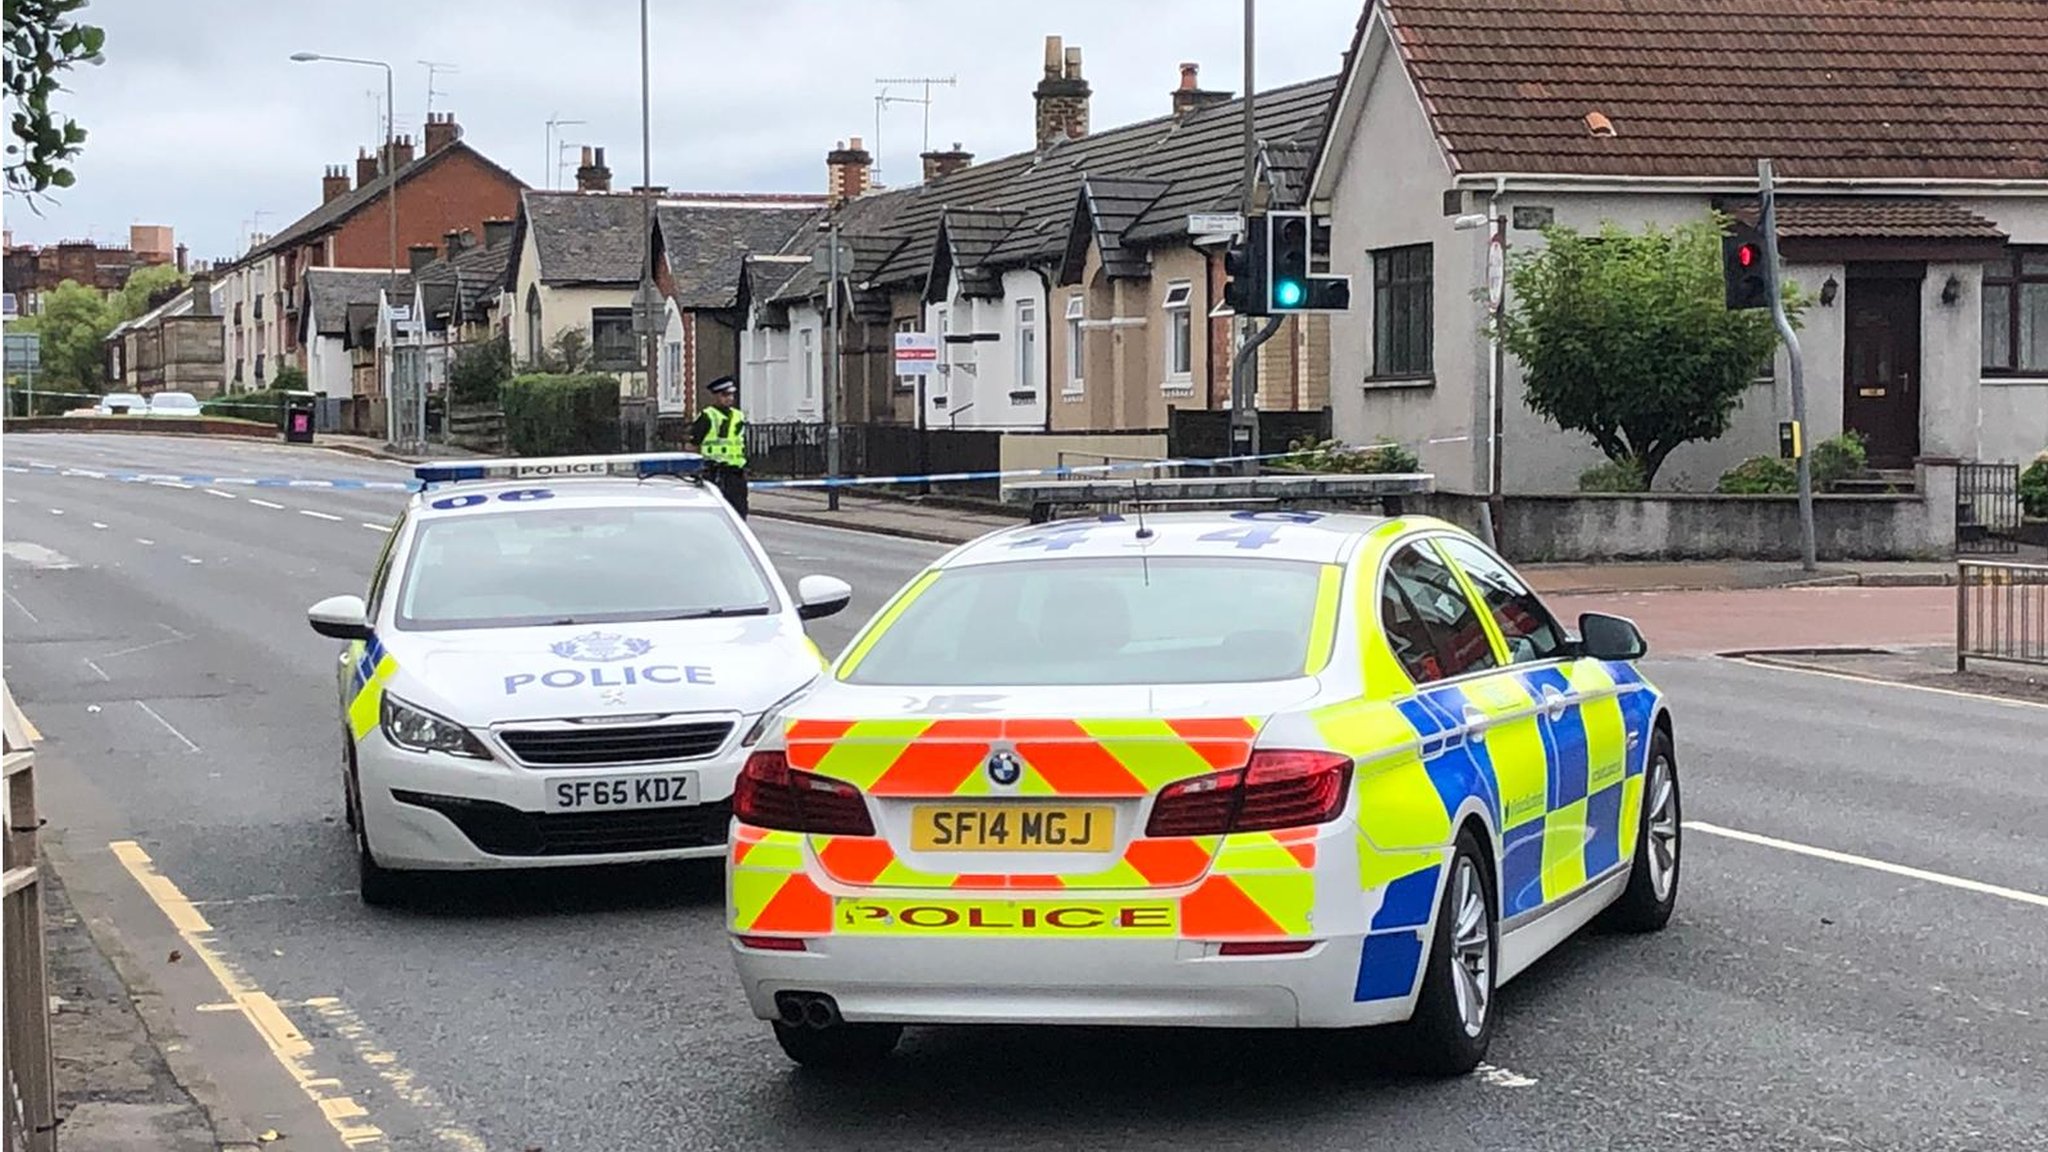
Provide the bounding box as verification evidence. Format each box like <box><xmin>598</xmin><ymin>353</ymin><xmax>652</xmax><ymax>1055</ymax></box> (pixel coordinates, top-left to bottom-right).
<box><xmin>726</xmin><ymin>495</ymin><xmax>1676</xmax><ymax>1074</ymax></box>
<box><xmin>305</xmin><ymin>453</ymin><xmax>851</xmax><ymax>905</ymax></box>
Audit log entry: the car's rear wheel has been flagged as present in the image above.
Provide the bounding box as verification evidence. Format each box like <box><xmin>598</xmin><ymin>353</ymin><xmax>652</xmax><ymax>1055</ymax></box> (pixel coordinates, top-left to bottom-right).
<box><xmin>1399</xmin><ymin>825</ymin><xmax>1496</xmax><ymax>1076</ymax></box>
<box><xmin>771</xmin><ymin>1020</ymin><xmax>903</xmax><ymax>1070</ymax></box>
<box><xmin>1600</xmin><ymin>725</ymin><xmax>1680</xmax><ymax>933</ymax></box>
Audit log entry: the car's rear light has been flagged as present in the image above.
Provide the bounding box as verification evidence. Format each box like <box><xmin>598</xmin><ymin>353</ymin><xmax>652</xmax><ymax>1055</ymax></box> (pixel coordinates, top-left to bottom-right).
<box><xmin>1145</xmin><ymin>749</ymin><xmax>1352</xmax><ymax>837</ymax></box>
<box><xmin>1216</xmin><ymin>940</ymin><xmax>1318</xmax><ymax>957</ymax></box>
<box><xmin>735</xmin><ymin>935</ymin><xmax>809</xmax><ymax>952</ymax></box>
<box><xmin>734</xmin><ymin>750</ymin><xmax>875</xmax><ymax>836</ymax></box>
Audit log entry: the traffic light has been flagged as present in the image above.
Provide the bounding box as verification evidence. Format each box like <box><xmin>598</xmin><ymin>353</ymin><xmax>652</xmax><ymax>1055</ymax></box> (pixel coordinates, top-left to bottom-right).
<box><xmin>1223</xmin><ymin>215</ymin><xmax>1270</xmax><ymax>317</ymax></box>
<box><xmin>1267</xmin><ymin>210</ymin><xmax>1311</xmax><ymax>311</ymax></box>
<box><xmin>1722</xmin><ymin>219</ymin><xmax>1771</xmax><ymax>310</ymax></box>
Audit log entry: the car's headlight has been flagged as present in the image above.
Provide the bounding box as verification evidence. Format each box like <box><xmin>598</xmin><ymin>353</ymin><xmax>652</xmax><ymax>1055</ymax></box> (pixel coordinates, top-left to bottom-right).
<box><xmin>741</xmin><ymin>678</ymin><xmax>818</xmax><ymax>748</ymax></box>
<box><xmin>379</xmin><ymin>693</ymin><xmax>491</xmax><ymax>759</ymax></box>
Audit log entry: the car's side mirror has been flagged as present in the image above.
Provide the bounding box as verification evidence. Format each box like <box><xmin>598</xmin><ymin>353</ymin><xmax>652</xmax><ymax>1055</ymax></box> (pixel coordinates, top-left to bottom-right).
<box><xmin>308</xmin><ymin>594</ymin><xmax>373</xmax><ymax>641</ymax></box>
<box><xmin>795</xmin><ymin>575</ymin><xmax>853</xmax><ymax>621</ymax></box>
<box><xmin>1577</xmin><ymin>612</ymin><xmax>1648</xmax><ymax>661</ymax></box>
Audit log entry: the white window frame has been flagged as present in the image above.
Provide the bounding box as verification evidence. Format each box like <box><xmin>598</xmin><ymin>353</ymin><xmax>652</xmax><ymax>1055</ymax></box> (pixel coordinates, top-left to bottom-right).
<box><xmin>1064</xmin><ymin>294</ymin><xmax>1085</xmax><ymax>396</ymax></box>
<box><xmin>1014</xmin><ymin>298</ymin><xmax>1038</xmax><ymax>400</ymax></box>
<box><xmin>1163</xmin><ymin>280</ymin><xmax>1194</xmax><ymax>389</ymax></box>
<box><xmin>798</xmin><ymin>327</ymin><xmax>817</xmax><ymax>405</ymax></box>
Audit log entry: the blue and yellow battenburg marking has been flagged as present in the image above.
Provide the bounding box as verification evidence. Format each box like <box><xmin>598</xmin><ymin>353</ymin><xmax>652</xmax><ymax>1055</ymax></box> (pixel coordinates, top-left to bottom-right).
<box><xmin>346</xmin><ymin>637</ymin><xmax>397</xmax><ymax>740</ymax></box>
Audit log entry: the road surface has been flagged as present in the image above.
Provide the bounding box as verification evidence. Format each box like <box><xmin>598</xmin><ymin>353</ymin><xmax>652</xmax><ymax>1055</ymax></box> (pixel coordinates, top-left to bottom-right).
<box><xmin>4</xmin><ymin>434</ymin><xmax>2043</xmax><ymax>1152</ymax></box>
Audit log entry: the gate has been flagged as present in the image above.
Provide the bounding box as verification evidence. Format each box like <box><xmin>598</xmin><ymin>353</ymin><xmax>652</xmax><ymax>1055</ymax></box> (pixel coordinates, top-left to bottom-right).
<box><xmin>389</xmin><ymin>346</ymin><xmax>429</xmax><ymax>454</ymax></box>
<box><xmin>1956</xmin><ymin>462</ymin><xmax>2023</xmax><ymax>556</ymax></box>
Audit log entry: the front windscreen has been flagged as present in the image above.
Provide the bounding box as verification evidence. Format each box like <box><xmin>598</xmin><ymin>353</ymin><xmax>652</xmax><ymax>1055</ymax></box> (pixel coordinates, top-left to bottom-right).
<box><xmin>843</xmin><ymin>557</ymin><xmax>1328</xmax><ymax>686</ymax></box>
<box><xmin>394</xmin><ymin>504</ymin><xmax>776</xmax><ymax>630</ymax></box>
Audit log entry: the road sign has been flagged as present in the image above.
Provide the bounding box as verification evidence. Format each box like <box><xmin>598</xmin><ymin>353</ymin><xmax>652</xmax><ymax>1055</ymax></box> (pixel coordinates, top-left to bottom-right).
<box><xmin>1486</xmin><ymin>232</ymin><xmax>1505</xmax><ymax>312</ymax></box>
<box><xmin>5</xmin><ymin>332</ymin><xmax>41</xmax><ymax>374</ymax></box>
<box><xmin>811</xmin><ymin>238</ymin><xmax>853</xmax><ymax>273</ymax></box>
<box><xmin>1188</xmin><ymin>213</ymin><xmax>1245</xmax><ymax>238</ymax></box>
<box><xmin>893</xmin><ymin>331</ymin><xmax>939</xmax><ymax>376</ymax></box>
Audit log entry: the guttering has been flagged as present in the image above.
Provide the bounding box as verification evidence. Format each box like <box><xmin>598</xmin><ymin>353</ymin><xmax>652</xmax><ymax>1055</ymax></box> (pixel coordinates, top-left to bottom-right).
<box><xmin>1451</xmin><ymin>172</ymin><xmax>2048</xmax><ymax>196</ymax></box>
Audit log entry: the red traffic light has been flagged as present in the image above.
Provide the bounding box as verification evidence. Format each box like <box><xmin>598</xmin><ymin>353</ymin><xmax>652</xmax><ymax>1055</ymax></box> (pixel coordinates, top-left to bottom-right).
<box><xmin>1738</xmin><ymin>244</ymin><xmax>1758</xmax><ymax>268</ymax></box>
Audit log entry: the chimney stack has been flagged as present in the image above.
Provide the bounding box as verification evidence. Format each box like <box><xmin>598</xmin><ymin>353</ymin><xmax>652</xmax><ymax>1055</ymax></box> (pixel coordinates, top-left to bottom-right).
<box><xmin>482</xmin><ymin>217</ymin><xmax>515</xmax><ymax>249</ymax></box>
<box><xmin>189</xmin><ymin>270</ymin><xmax>213</xmax><ymax>316</ymax></box>
<box><xmin>1171</xmin><ymin>62</ymin><xmax>1233</xmax><ymax>116</ymax></box>
<box><xmin>443</xmin><ymin>228</ymin><xmax>469</xmax><ymax>257</ymax></box>
<box><xmin>356</xmin><ymin>148</ymin><xmax>379</xmax><ymax>189</ymax></box>
<box><xmin>408</xmin><ymin>243</ymin><xmax>438</xmax><ymax>273</ymax></box>
<box><xmin>1034</xmin><ymin>35</ymin><xmax>1091</xmax><ymax>147</ymax></box>
<box><xmin>826</xmin><ymin>136</ymin><xmax>873</xmax><ymax>206</ymax></box>
<box><xmin>175</xmin><ymin>242</ymin><xmax>189</xmax><ymax>274</ymax></box>
<box><xmin>323</xmin><ymin>164</ymin><xmax>351</xmax><ymax>203</ymax></box>
<box><xmin>423</xmin><ymin>112</ymin><xmax>461</xmax><ymax>155</ymax></box>
<box><xmin>920</xmin><ymin>143</ymin><xmax>974</xmax><ymax>183</ymax></box>
<box><xmin>386</xmin><ymin>134</ymin><xmax>416</xmax><ymax>171</ymax></box>
<box><xmin>576</xmin><ymin>145</ymin><xmax>612</xmax><ymax>193</ymax></box>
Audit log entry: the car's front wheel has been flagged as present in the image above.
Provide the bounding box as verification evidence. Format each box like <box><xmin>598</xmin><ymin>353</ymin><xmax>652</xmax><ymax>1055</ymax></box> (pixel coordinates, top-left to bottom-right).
<box><xmin>347</xmin><ymin>746</ymin><xmax>415</xmax><ymax>908</ymax></box>
<box><xmin>1600</xmin><ymin>725</ymin><xmax>1680</xmax><ymax>933</ymax></box>
<box><xmin>771</xmin><ymin>1020</ymin><xmax>903</xmax><ymax>1071</ymax></box>
<box><xmin>1399</xmin><ymin>825</ymin><xmax>1497</xmax><ymax>1076</ymax></box>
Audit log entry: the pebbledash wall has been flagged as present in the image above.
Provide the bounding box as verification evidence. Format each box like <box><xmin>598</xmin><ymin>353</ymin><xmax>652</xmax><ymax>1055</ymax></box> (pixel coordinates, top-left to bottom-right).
<box><xmin>1414</xmin><ymin>461</ymin><xmax>1960</xmax><ymax>562</ymax></box>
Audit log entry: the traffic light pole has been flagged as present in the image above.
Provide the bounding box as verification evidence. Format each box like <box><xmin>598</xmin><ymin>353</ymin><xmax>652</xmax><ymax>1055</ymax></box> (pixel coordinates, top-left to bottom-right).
<box><xmin>1758</xmin><ymin>158</ymin><xmax>1817</xmax><ymax>572</ymax></box>
<box><xmin>1232</xmin><ymin>0</ymin><xmax>1262</xmax><ymax>476</ymax></box>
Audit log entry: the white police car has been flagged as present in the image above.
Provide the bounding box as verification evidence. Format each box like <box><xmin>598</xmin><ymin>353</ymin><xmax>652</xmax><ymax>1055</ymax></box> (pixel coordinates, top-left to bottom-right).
<box><xmin>304</xmin><ymin>453</ymin><xmax>851</xmax><ymax>905</ymax></box>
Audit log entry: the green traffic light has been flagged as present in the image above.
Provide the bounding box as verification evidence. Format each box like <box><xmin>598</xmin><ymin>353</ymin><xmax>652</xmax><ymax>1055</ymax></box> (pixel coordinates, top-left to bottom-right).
<box><xmin>1274</xmin><ymin>279</ymin><xmax>1306</xmax><ymax>308</ymax></box>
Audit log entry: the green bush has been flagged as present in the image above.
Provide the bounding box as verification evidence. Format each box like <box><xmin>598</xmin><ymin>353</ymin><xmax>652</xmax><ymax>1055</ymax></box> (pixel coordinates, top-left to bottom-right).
<box><xmin>502</xmin><ymin>373</ymin><xmax>619</xmax><ymax>456</ymax></box>
<box><xmin>449</xmin><ymin>335</ymin><xmax>512</xmax><ymax>405</ymax></box>
<box><xmin>1578</xmin><ymin>458</ymin><xmax>1647</xmax><ymax>492</ymax></box>
<box><xmin>2022</xmin><ymin>457</ymin><xmax>2048</xmax><ymax>520</ymax></box>
<box><xmin>1715</xmin><ymin>432</ymin><xmax>1868</xmax><ymax>494</ymax></box>
<box><xmin>1274</xmin><ymin>436</ymin><xmax>1420</xmax><ymax>475</ymax></box>
<box><xmin>1810</xmin><ymin>428</ymin><xmax>1868</xmax><ymax>488</ymax></box>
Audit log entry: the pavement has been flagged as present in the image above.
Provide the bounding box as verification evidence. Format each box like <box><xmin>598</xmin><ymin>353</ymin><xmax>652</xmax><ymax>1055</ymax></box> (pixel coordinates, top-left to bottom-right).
<box><xmin>5</xmin><ymin>432</ymin><xmax>2047</xmax><ymax>1152</ymax></box>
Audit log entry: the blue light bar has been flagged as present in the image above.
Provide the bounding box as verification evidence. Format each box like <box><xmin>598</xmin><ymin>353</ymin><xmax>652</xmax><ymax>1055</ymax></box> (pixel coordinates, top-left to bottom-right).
<box><xmin>413</xmin><ymin>452</ymin><xmax>706</xmax><ymax>486</ymax></box>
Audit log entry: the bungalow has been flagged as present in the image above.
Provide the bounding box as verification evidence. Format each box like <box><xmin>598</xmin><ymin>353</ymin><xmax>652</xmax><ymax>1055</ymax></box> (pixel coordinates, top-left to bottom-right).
<box><xmin>1310</xmin><ymin>0</ymin><xmax>2048</xmax><ymax>495</ymax></box>
<box><xmin>745</xmin><ymin>37</ymin><xmax>1340</xmax><ymax>455</ymax></box>
<box><xmin>649</xmin><ymin>196</ymin><xmax>824</xmax><ymax>416</ymax></box>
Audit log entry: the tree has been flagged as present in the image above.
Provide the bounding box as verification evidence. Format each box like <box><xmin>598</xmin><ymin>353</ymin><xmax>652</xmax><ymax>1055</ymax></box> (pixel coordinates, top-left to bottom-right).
<box><xmin>4</xmin><ymin>0</ymin><xmax>107</xmax><ymax>199</ymax></box>
<box><xmin>1494</xmin><ymin>215</ymin><xmax>1797</xmax><ymax>488</ymax></box>
<box><xmin>449</xmin><ymin>334</ymin><xmax>512</xmax><ymax>404</ymax></box>
<box><xmin>112</xmin><ymin>262</ymin><xmax>186</xmax><ymax>319</ymax></box>
<box><xmin>19</xmin><ymin>278</ymin><xmax>114</xmax><ymax>388</ymax></box>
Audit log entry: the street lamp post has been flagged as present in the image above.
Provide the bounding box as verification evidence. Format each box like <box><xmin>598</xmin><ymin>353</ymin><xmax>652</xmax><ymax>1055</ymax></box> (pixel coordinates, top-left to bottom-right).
<box><xmin>292</xmin><ymin>51</ymin><xmax>403</xmax><ymax>444</ymax></box>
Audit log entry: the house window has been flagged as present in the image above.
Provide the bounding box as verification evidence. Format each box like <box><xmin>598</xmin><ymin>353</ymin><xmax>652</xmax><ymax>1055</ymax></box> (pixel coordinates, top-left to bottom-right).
<box><xmin>662</xmin><ymin>339</ymin><xmax>682</xmax><ymax>406</ymax></box>
<box><xmin>1372</xmin><ymin>244</ymin><xmax>1433</xmax><ymax>378</ymax></box>
<box><xmin>1064</xmin><ymin>294</ymin><xmax>1085</xmax><ymax>394</ymax></box>
<box><xmin>799</xmin><ymin>328</ymin><xmax>816</xmax><ymax>405</ymax></box>
<box><xmin>591</xmin><ymin>307</ymin><xmax>637</xmax><ymax>370</ymax></box>
<box><xmin>525</xmin><ymin>287</ymin><xmax>543</xmax><ymax>363</ymax></box>
<box><xmin>1163</xmin><ymin>280</ymin><xmax>1194</xmax><ymax>383</ymax></box>
<box><xmin>1014</xmin><ymin>298</ymin><xmax>1038</xmax><ymax>400</ymax></box>
<box><xmin>895</xmin><ymin>316</ymin><xmax>918</xmax><ymax>391</ymax></box>
<box><xmin>254</xmin><ymin>353</ymin><xmax>265</xmax><ymax>381</ymax></box>
<box><xmin>1984</xmin><ymin>247</ymin><xmax>2048</xmax><ymax>374</ymax></box>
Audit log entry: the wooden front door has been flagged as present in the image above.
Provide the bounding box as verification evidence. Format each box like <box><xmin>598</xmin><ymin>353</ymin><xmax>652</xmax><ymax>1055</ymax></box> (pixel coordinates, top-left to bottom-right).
<box><xmin>1842</xmin><ymin>276</ymin><xmax>1922</xmax><ymax>467</ymax></box>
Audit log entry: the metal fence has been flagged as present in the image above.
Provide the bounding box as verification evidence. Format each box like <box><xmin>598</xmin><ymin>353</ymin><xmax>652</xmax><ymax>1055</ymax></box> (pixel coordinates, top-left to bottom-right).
<box><xmin>1956</xmin><ymin>560</ymin><xmax>2048</xmax><ymax>671</ymax></box>
<box><xmin>2</xmin><ymin>682</ymin><xmax>55</xmax><ymax>1152</ymax></box>
<box><xmin>1956</xmin><ymin>461</ymin><xmax>2024</xmax><ymax>556</ymax></box>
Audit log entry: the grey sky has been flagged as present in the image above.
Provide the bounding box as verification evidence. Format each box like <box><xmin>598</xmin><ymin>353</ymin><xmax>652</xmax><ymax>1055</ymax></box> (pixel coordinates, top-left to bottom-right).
<box><xmin>3</xmin><ymin>1</ymin><xmax>1358</xmax><ymax>263</ymax></box>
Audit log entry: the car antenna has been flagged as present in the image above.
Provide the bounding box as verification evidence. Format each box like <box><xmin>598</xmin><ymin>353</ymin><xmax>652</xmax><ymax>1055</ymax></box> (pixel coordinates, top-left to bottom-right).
<box><xmin>1131</xmin><ymin>478</ymin><xmax>1153</xmax><ymax>586</ymax></box>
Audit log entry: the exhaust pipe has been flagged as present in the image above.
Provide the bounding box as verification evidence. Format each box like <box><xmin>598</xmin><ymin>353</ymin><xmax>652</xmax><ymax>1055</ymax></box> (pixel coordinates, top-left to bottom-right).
<box><xmin>774</xmin><ymin>991</ymin><xmax>844</xmax><ymax>1029</ymax></box>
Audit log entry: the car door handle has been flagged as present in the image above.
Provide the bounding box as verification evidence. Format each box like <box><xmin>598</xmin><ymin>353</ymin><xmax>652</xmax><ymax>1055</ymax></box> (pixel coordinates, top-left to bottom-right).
<box><xmin>1461</xmin><ymin>705</ymin><xmax>1491</xmax><ymax>742</ymax></box>
<box><xmin>1539</xmin><ymin>686</ymin><xmax>1579</xmax><ymax>720</ymax></box>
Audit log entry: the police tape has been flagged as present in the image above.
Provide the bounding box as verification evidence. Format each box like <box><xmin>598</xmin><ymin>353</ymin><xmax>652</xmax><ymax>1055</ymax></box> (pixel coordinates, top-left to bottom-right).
<box><xmin>745</xmin><ymin>447</ymin><xmax>1387</xmax><ymax>491</ymax></box>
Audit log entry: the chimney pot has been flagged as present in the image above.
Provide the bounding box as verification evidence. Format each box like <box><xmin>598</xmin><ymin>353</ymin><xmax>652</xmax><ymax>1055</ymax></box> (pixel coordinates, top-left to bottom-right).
<box><xmin>826</xmin><ymin>136</ymin><xmax>873</xmax><ymax>206</ymax></box>
<box><xmin>575</xmin><ymin>145</ymin><xmax>613</xmax><ymax>193</ymax></box>
<box><xmin>1034</xmin><ymin>34</ymin><xmax>1092</xmax><ymax>146</ymax></box>
<box><xmin>1179</xmin><ymin>63</ymin><xmax>1199</xmax><ymax>90</ymax></box>
<box><xmin>1064</xmin><ymin>46</ymin><xmax>1083</xmax><ymax>79</ymax></box>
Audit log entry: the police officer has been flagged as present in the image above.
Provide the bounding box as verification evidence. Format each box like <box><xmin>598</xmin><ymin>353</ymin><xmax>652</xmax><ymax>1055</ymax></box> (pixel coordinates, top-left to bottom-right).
<box><xmin>687</xmin><ymin>376</ymin><xmax>749</xmax><ymax>517</ymax></box>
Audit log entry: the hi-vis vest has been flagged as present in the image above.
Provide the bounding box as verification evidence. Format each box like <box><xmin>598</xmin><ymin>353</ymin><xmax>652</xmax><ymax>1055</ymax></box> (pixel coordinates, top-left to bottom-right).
<box><xmin>702</xmin><ymin>407</ymin><xmax>747</xmax><ymax>468</ymax></box>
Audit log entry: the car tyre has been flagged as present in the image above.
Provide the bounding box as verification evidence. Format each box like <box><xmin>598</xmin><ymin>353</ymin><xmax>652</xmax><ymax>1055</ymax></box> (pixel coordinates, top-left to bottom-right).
<box><xmin>1399</xmin><ymin>825</ymin><xmax>1496</xmax><ymax>1077</ymax></box>
<box><xmin>347</xmin><ymin>746</ymin><xmax>415</xmax><ymax>908</ymax></box>
<box><xmin>1600</xmin><ymin>725</ymin><xmax>1680</xmax><ymax>933</ymax></box>
<box><xmin>771</xmin><ymin>1020</ymin><xmax>903</xmax><ymax>1070</ymax></box>
<box><xmin>341</xmin><ymin>732</ymin><xmax>359</xmax><ymax>832</ymax></box>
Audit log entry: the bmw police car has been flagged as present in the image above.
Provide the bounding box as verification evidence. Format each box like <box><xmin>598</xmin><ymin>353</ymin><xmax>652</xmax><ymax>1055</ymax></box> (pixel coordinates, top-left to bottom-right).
<box><xmin>305</xmin><ymin>452</ymin><xmax>851</xmax><ymax>905</ymax></box>
<box><xmin>727</xmin><ymin>488</ymin><xmax>1677</xmax><ymax>1074</ymax></box>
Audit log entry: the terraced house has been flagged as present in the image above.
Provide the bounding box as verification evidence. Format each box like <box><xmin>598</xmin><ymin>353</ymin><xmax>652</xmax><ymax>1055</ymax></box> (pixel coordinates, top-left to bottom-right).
<box><xmin>744</xmin><ymin>37</ymin><xmax>1341</xmax><ymax>465</ymax></box>
<box><xmin>1311</xmin><ymin>0</ymin><xmax>2048</xmax><ymax>496</ymax></box>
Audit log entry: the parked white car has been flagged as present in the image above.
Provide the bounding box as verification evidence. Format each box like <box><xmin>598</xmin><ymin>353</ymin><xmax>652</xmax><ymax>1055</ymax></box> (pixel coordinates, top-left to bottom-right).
<box><xmin>146</xmin><ymin>391</ymin><xmax>203</xmax><ymax>417</ymax></box>
<box><xmin>94</xmin><ymin>392</ymin><xmax>148</xmax><ymax>416</ymax></box>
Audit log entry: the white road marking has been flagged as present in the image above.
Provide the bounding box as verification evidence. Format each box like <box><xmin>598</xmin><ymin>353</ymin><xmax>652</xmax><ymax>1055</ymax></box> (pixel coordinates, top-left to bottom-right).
<box><xmin>91</xmin><ymin>521</ymin><xmax>108</xmax><ymax>529</ymax></box>
<box><xmin>4</xmin><ymin>590</ymin><xmax>40</xmax><ymax>623</ymax></box>
<box><xmin>134</xmin><ymin>700</ymin><xmax>200</xmax><ymax>753</ymax></box>
<box><xmin>47</xmin><ymin>508</ymin><xmax>63</xmax><ymax>515</ymax></box>
<box><xmin>360</xmin><ymin>522</ymin><xmax>389</xmax><ymax>532</ymax></box>
<box><xmin>248</xmin><ymin>498</ymin><xmax>285</xmax><ymax>510</ymax></box>
<box><xmin>1733</xmin><ymin>655</ymin><xmax>2048</xmax><ymax>713</ymax></box>
<box><xmin>205</xmin><ymin>489</ymin><xmax>236</xmax><ymax>500</ymax></box>
<box><xmin>181</xmin><ymin>556</ymin><xmax>204</xmax><ymax>565</ymax></box>
<box><xmin>152</xmin><ymin>480</ymin><xmax>195</xmax><ymax>490</ymax></box>
<box><xmin>98</xmin><ymin>627</ymin><xmax>191</xmax><ymax>662</ymax></box>
<box><xmin>83</xmin><ymin>658</ymin><xmax>110</xmax><ymax>682</ymax></box>
<box><xmin>136</xmin><ymin>537</ymin><xmax>155</xmax><ymax>545</ymax></box>
<box><xmin>1686</xmin><ymin>821</ymin><xmax>2048</xmax><ymax>910</ymax></box>
<box><xmin>298</xmin><ymin>509</ymin><xmax>343</xmax><ymax>522</ymax></box>
<box><xmin>64</xmin><ymin>468</ymin><xmax>106</xmax><ymax>478</ymax></box>
<box><xmin>3</xmin><ymin>542</ymin><xmax>78</xmax><ymax>569</ymax></box>
<box><xmin>1472</xmin><ymin>1062</ymin><xmax>1538</xmax><ymax>1088</ymax></box>
<box><xmin>4</xmin><ymin>497</ymin><xmax>17</xmax><ymax>504</ymax></box>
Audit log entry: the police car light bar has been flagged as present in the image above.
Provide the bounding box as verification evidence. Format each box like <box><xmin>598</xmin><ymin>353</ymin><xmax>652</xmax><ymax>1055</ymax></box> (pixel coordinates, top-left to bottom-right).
<box><xmin>1001</xmin><ymin>472</ymin><xmax>1437</xmax><ymax>524</ymax></box>
<box><xmin>413</xmin><ymin>452</ymin><xmax>707</xmax><ymax>487</ymax></box>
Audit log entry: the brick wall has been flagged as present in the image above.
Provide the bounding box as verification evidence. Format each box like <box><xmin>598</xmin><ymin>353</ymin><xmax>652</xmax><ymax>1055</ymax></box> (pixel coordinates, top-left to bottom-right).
<box><xmin>327</xmin><ymin>150</ymin><xmax>523</xmax><ymax>272</ymax></box>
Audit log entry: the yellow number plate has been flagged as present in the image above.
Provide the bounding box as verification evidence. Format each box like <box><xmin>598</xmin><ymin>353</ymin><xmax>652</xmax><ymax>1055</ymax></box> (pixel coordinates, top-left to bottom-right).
<box><xmin>909</xmin><ymin>804</ymin><xmax>1114</xmax><ymax>852</ymax></box>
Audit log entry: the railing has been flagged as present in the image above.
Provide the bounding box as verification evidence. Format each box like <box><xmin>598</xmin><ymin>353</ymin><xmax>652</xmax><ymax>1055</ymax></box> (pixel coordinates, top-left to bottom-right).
<box><xmin>1956</xmin><ymin>461</ymin><xmax>2023</xmax><ymax>556</ymax></box>
<box><xmin>2</xmin><ymin>681</ymin><xmax>55</xmax><ymax>1152</ymax></box>
<box><xmin>1956</xmin><ymin>560</ymin><xmax>2048</xmax><ymax>671</ymax></box>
